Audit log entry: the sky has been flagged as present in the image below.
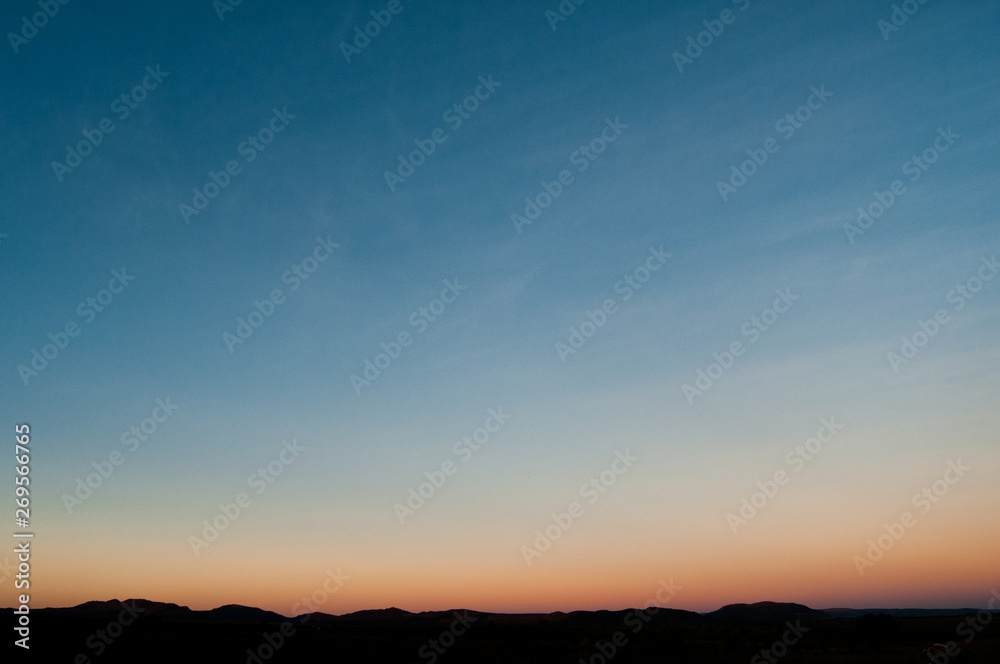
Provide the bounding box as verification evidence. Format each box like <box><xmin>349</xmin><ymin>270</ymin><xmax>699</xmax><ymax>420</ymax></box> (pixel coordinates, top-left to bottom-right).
<box><xmin>1</xmin><ymin>0</ymin><xmax>998</xmax><ymax>616</ymax></box>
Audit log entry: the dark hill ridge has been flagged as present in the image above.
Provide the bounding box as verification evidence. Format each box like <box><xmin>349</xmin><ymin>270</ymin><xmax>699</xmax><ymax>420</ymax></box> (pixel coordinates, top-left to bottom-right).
<box><xmin>330</xmin><ymin>607</ymin><xmax>415</xmax><ymax>622</ymax></box>
<box><xmin>705</xmin><ymin>601</ymin><xmax>832</xmax><ymax>623</ymax></box>
<box><xmin>202</xmin><ymin>604</ymin><xmax>288</xmax><ymax>623</ymax></box>
<box><xmin>2</xmin><ymin>598</ymin><xmax>986</xmax><ymax>624</ymax></box>
<box><xmin>24</xmin><ymin>599</ymin><xmax>284</xmax><ymax>622</ymax></box>
<box><xmin>294</xmin><ymin>607</ymin><xmax>708</xmax><ymax>627</ymax></box>
<box><xmin>42</xmin><ymin>599</ymin><xmax>194</xmax><ymax>618</ymax></box>
<box><xmin>8</xmin><ymin>599</ymin><xmax>998</xmax><ymax>664</ymax></box>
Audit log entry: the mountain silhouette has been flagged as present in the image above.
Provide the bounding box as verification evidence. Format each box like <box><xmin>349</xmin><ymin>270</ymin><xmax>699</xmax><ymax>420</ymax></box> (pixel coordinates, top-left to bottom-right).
<box><xmin>6</xmin><ymin>598</ymin><xmax>995</xmax><ymax>663</ymax></box>
<box><xmin>4</xmin><ymin>598</ymin><xmax>983</xmax><ymax>624</ymax></box>
<box><xmin>202</xmin><ymin>604</ymin><xmax>288</xmax><ymax>622</ymax></box>
<box><xmin>704</xmin><ymin>601</ymin><xmax>831</xmax><ymax>623</ymax></box>
<box><xmin>48</xmin><ymin>599</ymin><xmax>193</xmax><ymax>619</ymax></box>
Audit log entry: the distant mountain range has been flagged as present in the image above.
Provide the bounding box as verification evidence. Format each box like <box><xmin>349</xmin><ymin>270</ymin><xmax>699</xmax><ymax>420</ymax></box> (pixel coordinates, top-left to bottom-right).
<box><xmin>703</xmin><ymin>601</ymin><xmax>830</xmax><ymax>623</ymax></box>
<box><xmin>4</xmin><ymin>599</ymin><xmax>987</xmax><ymax>624</ymax></box>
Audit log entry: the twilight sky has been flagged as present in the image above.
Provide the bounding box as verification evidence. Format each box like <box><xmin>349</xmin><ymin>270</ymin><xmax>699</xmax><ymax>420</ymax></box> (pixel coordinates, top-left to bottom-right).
<box><xmin>2</xmin><ymin>0</ymin><xmax>998</xmax><ymax>615</ymax></box>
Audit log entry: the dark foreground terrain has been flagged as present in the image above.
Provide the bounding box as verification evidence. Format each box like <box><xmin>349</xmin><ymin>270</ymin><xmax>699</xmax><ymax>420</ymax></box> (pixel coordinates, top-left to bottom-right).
<box><xmin>6</xmin><ymin>600</ymin><xmax>998</xmax><ymax>663</ymax></box>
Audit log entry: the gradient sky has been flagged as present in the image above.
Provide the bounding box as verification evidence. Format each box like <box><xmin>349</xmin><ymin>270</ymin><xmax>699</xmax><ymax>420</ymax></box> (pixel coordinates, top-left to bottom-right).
<box><xmin>2</xmin><ymin>0</ymin><xmax>998</xmax><ymax>615</ymax></box>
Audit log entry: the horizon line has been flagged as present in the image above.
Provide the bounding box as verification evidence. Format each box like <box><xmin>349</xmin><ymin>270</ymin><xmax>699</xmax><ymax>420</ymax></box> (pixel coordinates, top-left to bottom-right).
<box><xmin>9</xmin><ymin>597</ymin><xmax>999</xmax><ymax>618</ymax></box>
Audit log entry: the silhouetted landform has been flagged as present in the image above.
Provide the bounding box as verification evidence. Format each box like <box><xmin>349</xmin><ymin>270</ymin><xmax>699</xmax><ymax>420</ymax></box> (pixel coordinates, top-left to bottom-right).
<box><xmin>705</xmin><ymin>601</ymin><xmax>831</xmax><ymax>623</ymax></box>
<box><xmin>203</xmin><ymin>604</ymin><xmax>289</xmax><ymax>623</ymax></box>
<box><xmin>6</xmin><ymin>599</ymin><xmax>997</xmax><ymax>663</ymax></box>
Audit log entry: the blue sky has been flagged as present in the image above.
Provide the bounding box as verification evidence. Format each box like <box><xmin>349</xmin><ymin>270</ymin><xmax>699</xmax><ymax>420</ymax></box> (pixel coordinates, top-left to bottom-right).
<box><xmin>2</xmin><ymin>0</ymin><xmax>998</xmax><ymax>612</ymax></box>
